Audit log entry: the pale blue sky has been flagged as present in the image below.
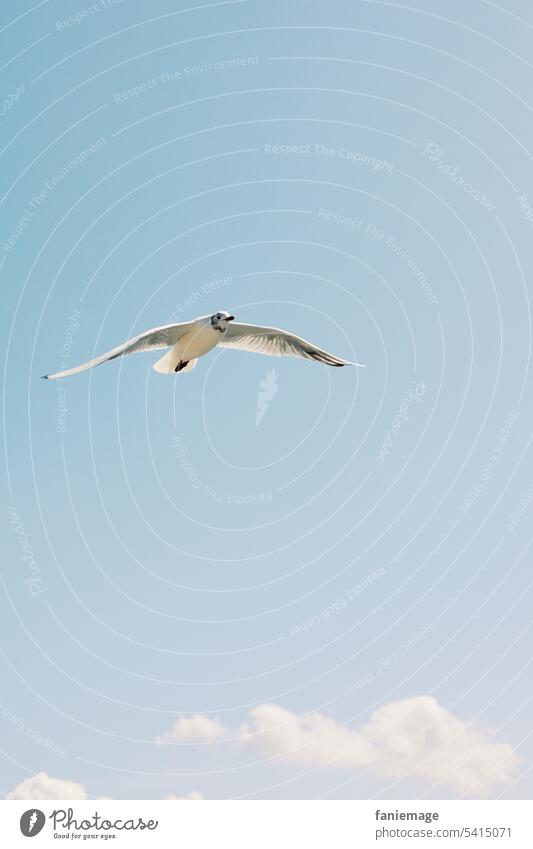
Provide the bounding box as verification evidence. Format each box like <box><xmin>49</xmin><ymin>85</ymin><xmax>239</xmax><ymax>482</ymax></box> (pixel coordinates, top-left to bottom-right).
<box><xmin>1</xmin><ymin>0</ymin><xmax>533</xmax><ymax>800</ymax></box>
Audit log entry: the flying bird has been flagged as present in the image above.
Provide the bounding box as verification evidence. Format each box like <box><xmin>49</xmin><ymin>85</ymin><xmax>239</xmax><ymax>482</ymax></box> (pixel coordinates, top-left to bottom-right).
<box><xmin>42</xmin><ymin>311</ymin><xmax>364</xmax><ymax>380</ymax></box>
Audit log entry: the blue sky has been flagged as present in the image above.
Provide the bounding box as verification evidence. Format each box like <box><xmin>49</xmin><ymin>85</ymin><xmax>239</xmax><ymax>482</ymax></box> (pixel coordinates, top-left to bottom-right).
<box><xmin>1</xmin><ymin>0</ymin><xmax>533</xmax><ymax>800</ymax></box>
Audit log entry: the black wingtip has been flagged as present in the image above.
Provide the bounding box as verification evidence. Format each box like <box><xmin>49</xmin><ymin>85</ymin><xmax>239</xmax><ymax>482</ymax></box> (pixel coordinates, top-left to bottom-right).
<box><xmin>41</xmin><ymin>375</ymin><xmax>49</xmax><ymax>380</ymax></box>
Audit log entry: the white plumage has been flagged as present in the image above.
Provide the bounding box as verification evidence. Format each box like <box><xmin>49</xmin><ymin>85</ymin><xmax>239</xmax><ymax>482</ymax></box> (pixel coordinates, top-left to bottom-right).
<box><xmin>42</xmin><ymin>311</ymin><xmax>364</xmax><ymax>380</ymax></box>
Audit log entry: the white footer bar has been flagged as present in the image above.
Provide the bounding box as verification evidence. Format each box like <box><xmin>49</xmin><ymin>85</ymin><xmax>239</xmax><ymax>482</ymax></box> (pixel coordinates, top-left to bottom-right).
<box><xmin>1</xmin><ymin>800</ymin><xmax>531</xmax><ymax>848</ymax></box>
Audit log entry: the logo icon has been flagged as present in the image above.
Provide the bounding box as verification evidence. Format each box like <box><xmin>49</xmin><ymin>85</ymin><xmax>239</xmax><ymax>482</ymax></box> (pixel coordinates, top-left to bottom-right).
<box><xmin>20</xmin><ymin>809</ymin><xmax>46</xmax><ymax>837</ymax></box>
<box><xmin>256</xmin><ymin>369</ymin><xmax>279</xmax><ymax>425</ymax></box>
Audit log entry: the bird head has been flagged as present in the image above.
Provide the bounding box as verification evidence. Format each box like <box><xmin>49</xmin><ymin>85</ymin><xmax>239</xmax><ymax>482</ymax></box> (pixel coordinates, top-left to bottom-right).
<box><xmin>210</xmin><ymin>311</ymin><xmax>235</xmax><ymax>331</ymax></box>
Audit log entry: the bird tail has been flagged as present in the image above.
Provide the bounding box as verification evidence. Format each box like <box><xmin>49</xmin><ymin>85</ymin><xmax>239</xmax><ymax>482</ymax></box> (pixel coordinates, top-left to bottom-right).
<box><xmin>153</xmin><ymin>350</ymin><xmax>198</xmax><ymax>374</ymax></box>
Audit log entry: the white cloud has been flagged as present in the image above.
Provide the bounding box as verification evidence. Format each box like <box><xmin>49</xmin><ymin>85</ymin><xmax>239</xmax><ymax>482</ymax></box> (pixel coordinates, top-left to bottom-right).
<box><xmin>8</xmin><ymin>772</ymin><xmax>87</xmax><ymax>800</ymax></box>
<box><xmin>156</xmin><ymin>714</ymin><xmax>226</xmax><ymax>744</ymax></box>
<box><xmin>7</xmin><ymin>772</ymin><xmax>206</xmax><ymax>802</ymax></box>
<box><xmin>9</xmin><ymin>698</ymin><xmax>513</xmax><ymax>799</ymax></box>
<box><xmin>238</xmin><ymin>697</ymin><xmax>519</xmax><ymax>795</ymax></box>
<box><xmin>165</xmin><ymin>790</ymin><xmax>204</xmax><ymax>800</ymax></box>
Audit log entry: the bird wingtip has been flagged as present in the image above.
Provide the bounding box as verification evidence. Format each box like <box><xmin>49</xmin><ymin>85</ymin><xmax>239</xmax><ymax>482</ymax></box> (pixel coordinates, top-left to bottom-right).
<box><xmin>41</xmin><ymin>374</ymin><xmax>49</xmax><ymax>380</ymax></box>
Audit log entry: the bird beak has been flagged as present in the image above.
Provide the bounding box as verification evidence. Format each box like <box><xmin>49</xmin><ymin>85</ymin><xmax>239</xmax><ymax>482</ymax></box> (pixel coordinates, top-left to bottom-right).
<box><xmin>226</xmin><ymin>315</ymin><xmax>235</xmax><ymax>321</ymax></box>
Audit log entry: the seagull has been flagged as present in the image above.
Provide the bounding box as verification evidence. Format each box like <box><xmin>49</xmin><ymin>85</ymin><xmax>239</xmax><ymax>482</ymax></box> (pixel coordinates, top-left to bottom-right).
<box><xmin>42</xmin><ymin>311</ymin><xmax>364</xmax><ymax>380</ymax></box>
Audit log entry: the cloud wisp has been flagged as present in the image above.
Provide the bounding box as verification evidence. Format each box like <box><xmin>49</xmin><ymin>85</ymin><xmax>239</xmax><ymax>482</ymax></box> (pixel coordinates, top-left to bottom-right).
<box><xmin>236</xmin><ymin>697</ymin><xmax>519</xmax><ymax>796</ymax></box>
<box><xmin>7</xmin><ymin>772</ymin><xmax>87</xmax><ymax>800</ymax></box>
<box><xmin>155</xmin><ymin>714</ymin><xmax>226</xmax><ymax>744</ymax></box>
<box><xmin>11</xmin><ymin>697</ymin><xmax>516</xmax><ymax>799</ymax></box>
<box><xmin>7</xmin><ymin>771</ymin><xmax>204</xmax><ymax>801</ymax></box>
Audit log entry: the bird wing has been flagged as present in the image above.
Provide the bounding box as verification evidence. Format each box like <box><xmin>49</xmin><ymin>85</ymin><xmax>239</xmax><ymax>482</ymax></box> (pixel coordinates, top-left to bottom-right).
<box><xmin>219</xmin><ymin>322</ymin><xmax>363</xmax><ymax>367</ymax></box>
<box><xmin>42</xmin><ymin>320</ymin><xmax>198</xmax><ymax>380</ymax></box>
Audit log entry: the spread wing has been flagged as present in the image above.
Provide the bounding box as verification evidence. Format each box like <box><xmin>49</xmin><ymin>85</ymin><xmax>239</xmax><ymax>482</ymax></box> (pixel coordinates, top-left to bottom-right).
<box><xmin>42</xmin><ymin>320</ymin><xmax>197</xmax><ymax>380</ymax></box>
<box><xmin>219</xmin><ymin>322</ymin><xmax>364</xmax><ymax>367</ymax></box>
